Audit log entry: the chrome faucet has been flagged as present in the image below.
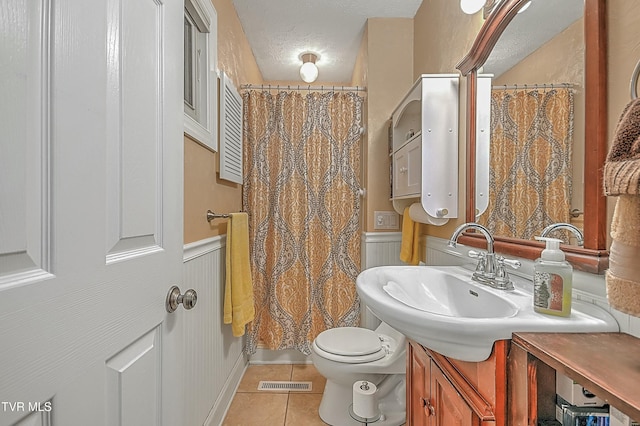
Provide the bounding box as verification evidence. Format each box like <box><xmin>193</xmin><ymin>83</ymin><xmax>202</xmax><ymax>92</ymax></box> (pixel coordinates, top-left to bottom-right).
<box><xmin>540</xmin><ymin>222</ymin><xmax>584</xmax><ymax>246</ymax></box>
<box><xmin>448</xmin><ymin>223</ymin><xmax>521</xmax><ymax>290</ymax></box>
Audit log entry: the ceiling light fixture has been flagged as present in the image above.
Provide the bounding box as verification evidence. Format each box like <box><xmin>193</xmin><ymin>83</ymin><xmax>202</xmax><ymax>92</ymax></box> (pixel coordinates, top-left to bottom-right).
<box><xmin>460</xmin><ymin>0</ymin><xmax>487</xmax><ymax>15</ymax></box>
<box><xmin>299</xmin><ymin>52</ymin><xmax>319</xmax><ymax>83</ymax></box>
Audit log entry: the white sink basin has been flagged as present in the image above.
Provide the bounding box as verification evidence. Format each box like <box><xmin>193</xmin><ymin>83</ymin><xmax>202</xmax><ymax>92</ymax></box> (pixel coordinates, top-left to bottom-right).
<box><xmin>357</xmin><ymin>265</ymin><xmax>619</xmax><ymax>362</ymax></box>
<box><xmin>383</xmin><ymin>269</ymin><xmax>518</xmax><ymax>319</ymax></box>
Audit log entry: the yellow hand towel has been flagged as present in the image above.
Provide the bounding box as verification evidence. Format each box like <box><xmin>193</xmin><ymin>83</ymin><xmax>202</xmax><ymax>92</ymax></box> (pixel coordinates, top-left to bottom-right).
<box><xmin>400</xmin><ymin>206</ymin><xmax>421</xmax><ymax>265</ymax></box>
<box><xmin>223</xmin><ymin>212</ymin><xmax>255</xmax><ymax>337</ymax></box>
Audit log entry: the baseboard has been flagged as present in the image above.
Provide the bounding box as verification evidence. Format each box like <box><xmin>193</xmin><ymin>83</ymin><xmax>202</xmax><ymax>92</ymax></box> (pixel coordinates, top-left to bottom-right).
<box><xmin>203</xmin><ymin>351</ymin><xmax>248</xmax><ymax>426</ymax></box>
<box><xmin>249</xmin><ymin>347</ymin><xmax>312</xmax><ymax>365</ymax></box>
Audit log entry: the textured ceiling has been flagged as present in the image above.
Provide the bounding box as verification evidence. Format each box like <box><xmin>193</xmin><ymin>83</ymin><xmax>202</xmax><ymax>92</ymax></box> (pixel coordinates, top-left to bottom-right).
<box><xmin>232</xmin><ymin>0</ymin><xmax>423</xmax><ymax>83</ymax></box>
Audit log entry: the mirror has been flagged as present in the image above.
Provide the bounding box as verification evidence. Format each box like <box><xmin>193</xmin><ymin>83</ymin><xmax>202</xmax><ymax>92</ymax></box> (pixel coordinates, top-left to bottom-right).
<box><xmin>457</xmin><ymin>0</ymin><xmax>608</xmax><ymax>273</ymax></box>
<box><xmin>477</xmin><ymin>0</ymin><xmax>584</xmax><ymax>242</ymax></box>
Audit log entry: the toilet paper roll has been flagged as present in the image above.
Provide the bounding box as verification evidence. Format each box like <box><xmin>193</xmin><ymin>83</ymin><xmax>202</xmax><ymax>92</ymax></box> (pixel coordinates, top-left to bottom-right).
<box><xmin>352</xmin><ymin>380</ymin><xmax>378</xmax><ymax>419</ymax></box>
<box><xmin>408</xmin><ymin>203</ymin><xmax>449</xmax><ymax>226</ymax></box>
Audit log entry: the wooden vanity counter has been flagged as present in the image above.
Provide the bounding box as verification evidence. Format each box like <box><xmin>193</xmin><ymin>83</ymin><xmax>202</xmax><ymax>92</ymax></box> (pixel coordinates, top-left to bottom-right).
<box><xmin>511</xmin><ymin>332</ymin><xmax>640</xmax><ymax>422</ymax></box>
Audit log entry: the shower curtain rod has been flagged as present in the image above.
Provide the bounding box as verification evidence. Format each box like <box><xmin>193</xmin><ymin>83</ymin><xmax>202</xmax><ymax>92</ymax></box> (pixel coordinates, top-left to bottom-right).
<box><xmin>240</xmin><ymin>84</ymin><xmax>367</xmax><ymax>92</ymax></box>
<box><xmin>492</xmin><ymin>82</ymin><xmax>576</xmax><ymax>91</ymax></box>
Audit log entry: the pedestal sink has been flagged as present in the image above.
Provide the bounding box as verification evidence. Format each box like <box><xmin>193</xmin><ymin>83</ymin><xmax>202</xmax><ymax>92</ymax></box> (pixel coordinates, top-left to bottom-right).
<box><xmin>356</xmin><ymin>265</ymin><xmax>619</xmax><ymax>362</ymax></box>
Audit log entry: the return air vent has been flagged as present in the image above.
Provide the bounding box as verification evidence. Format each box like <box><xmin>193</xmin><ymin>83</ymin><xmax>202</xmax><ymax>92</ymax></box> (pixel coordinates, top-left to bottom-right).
<box><xmin>257</xmin><ymin>381</ymin><xmax>312</xmax><ymax>392</ymax></box>
<box><xmin>219</xmin><ymin>71</ymin><xmax>243</xmax><ymax>184</ymax></box>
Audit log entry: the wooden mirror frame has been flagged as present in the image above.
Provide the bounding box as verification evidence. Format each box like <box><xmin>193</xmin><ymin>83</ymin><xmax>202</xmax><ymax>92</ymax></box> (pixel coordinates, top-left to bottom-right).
<box><xmin>456</xmin><ymin>0</ymin><xmax>608</xmax><ymax>274</ymax></box>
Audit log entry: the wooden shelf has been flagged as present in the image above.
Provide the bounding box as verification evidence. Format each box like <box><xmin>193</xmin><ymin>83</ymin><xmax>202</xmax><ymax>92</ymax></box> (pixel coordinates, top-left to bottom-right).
<box><xmin>512</xmin><ymin>332</ymin><xmax>640</xmax><ymax>422</ymax></box>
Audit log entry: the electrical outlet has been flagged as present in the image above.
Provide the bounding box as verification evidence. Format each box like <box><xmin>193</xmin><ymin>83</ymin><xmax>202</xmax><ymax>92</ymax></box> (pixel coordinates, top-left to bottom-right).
<box><xmin>374</xmin><ymin>211</ymin><xmax>399</xmax><ymax>230</ymax></box>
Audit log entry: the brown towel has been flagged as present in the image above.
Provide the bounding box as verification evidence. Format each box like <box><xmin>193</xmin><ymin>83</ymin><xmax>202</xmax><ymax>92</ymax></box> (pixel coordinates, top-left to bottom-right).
<box><xmin>603</xmin><ymin>98</ymin><xmax>640</xmax><ymax>195</ymax></box>
<box><xmin>604</xmin><ymin>98</ymin><xmax>640</xmax><ymax>315</ymax></box>
<box><xmin>605</xmin><ymin>196</ymin><xmax>640</xmax><ymax>315</ymax></box>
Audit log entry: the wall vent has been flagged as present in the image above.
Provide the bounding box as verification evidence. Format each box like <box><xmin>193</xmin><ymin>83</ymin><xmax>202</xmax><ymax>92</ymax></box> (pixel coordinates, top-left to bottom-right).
<box><xmin>219</xmin><ymin>71</ymin><xmax>243</xmax><ymax>184</ymax></box>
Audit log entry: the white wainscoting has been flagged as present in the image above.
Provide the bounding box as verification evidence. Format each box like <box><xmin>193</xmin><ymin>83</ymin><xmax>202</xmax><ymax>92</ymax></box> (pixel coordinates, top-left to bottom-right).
<box><xmin>360</xmin><ymin>232</ymin><xmax>405</xmax><ymax>330</ymax></box>
<box><xmin>361</xmin><ymin>232</ymin><xmax>404</xmax><ymax>270</ymax></box>
<box><xmin>182</xmin><ymin>236</ymin><xmax>247</xmax><ymax>426</ymax></box>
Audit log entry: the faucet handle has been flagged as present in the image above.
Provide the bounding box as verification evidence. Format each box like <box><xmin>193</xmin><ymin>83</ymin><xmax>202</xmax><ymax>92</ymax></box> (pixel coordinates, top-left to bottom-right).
<box><xmin>497</xmin><ymin>256</ymin><xmax>521</xmax><ymax>270</ymax></box>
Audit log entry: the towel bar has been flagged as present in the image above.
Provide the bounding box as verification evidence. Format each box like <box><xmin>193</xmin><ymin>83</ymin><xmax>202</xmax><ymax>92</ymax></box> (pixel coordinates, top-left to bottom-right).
<box><xmin>207</xmin><ymin>210</ymin><xmax>230</xmax><ymax>221</ymax></box>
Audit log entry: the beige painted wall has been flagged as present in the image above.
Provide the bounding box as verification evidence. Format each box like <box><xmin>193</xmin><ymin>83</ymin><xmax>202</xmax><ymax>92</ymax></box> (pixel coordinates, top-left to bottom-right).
<box><xmin>495</xmin><ymin>19</ymin><xmax>585</xmax><ymax>220</ymax></box>
<box><xmin>412</xmin><ymin>0</ymin><xmax>483</xmax><ymax>240</ymax></box>
<box><xmin>413</xmin><ymin>0</ymin><xmax>482</xmax><ymax>77</ymax></box>
<box><xmin>184</xmin><ymin>0</ymin><xmax>262</xmax><ymax>244</ymax></box>
<box><xmin>362</xmin><ymin>18</ymin><xmax>414</xmax><ymax>232</ymax></box>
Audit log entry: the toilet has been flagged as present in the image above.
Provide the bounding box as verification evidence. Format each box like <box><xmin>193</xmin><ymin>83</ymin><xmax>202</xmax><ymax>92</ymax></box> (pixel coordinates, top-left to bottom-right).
<box><xmin>311</xmin><ymin>321</ymin><xmax>406</xmax><ymax>426</ymax></box>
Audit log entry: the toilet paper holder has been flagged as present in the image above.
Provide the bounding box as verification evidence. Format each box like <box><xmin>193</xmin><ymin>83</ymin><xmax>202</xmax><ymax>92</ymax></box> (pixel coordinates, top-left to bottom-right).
<box><xmin>350</xmin><ymin>380</ymin><xmax>381</xmax><ymax>424</ymax></box>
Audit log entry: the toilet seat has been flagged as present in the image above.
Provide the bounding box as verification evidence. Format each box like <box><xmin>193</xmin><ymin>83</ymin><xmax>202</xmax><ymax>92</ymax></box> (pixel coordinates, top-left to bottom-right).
<box><xmin>314</xmin><ymin>327</ymin><xmax>387</xmax><ymax>364</ymax></box>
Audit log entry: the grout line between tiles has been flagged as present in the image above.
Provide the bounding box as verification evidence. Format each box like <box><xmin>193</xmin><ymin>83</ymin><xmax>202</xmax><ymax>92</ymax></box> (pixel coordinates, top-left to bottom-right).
<box><xmin>283</xmin><ymin>393</ymin><xmax>290</xmax><ymax>426</ymax></box>
<box><xmin>284</xmin><ymin>366</ymin><xmax>293</xmax><ymax>426</ymax></box>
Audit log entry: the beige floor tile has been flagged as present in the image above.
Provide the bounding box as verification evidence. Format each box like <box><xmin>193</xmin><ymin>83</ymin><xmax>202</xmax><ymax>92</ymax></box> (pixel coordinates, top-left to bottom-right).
<box><xmin>291</xmin><ymin>364</ymin><xmax>326</xmax><ymax>394</ymax></box>
<box><xmin>284</xmin><ymin>393</ymin><xmax>327</xmax><ymax>426</ymax></box>
<box><xmin>237</xmin><ymin>364</ymin><xmax>293</xmax><ymax>393</ymax></box>
<box><xmin>222</xmin><ymin>392</ymin><xmax>288</xmax><ymax>426</ymax></box>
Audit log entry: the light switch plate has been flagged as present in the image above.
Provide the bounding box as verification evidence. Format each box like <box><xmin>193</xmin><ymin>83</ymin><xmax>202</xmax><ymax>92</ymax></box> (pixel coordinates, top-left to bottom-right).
<box><xmin>374</xmin><ymin>211</ymin><xmax>399</xmax><ymax>230</ymax></box>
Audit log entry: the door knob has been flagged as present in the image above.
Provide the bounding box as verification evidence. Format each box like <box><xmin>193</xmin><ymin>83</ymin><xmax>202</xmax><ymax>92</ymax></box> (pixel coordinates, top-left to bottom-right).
<box><xmin>166</xmin><ymin>286</ymin><xmax>198</xmax><ymax>313</ymax></box>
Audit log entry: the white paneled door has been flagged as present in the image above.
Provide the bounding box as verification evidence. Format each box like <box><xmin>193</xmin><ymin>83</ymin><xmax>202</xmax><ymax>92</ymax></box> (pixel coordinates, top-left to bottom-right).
<box><xmin>0</xmin><ymin>0</ymin><xmax>185</xmax><ymax>425</ymax></box>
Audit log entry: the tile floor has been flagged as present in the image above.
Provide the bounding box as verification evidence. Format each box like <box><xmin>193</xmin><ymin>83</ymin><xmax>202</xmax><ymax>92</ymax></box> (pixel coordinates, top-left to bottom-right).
<box><xmin>222</xmin><ymin>364</ymin><xmax>328</xmax><ymax>426</ymax></box>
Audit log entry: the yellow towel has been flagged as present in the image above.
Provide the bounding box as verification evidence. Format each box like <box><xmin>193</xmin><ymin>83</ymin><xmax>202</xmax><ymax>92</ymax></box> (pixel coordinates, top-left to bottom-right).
<box><xmin>400</xmin><ymin>206</ymin><xmax>421</xmax><ymax>265</ymax></box>
<box><xmin>223</xmin><ymin>212</ymin><xmax>255</xmax><ymax>337</ymax></box>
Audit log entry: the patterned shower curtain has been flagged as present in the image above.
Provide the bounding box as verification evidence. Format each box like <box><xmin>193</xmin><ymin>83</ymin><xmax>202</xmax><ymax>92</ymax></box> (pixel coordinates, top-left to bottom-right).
<box><xmin>478</xmin><ymin>87</ymin><xmax>574</xmax><ymax>240</ymax></box>
<box><xmin>242</xmin><ymin>90</ymin><xmax>364</xmax><ymax>355</ymax></box>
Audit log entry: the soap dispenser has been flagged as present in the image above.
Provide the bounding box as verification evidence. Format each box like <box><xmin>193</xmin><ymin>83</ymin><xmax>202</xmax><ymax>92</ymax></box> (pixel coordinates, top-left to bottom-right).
<box><xmin>533</xmin><ymin>237</ymin><xmax>573</xmax><ymax>317</ymax></box>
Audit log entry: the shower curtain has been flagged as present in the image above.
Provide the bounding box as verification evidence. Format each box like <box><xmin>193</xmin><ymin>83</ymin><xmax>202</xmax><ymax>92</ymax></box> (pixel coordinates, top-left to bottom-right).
<box><xmin>478</xmin><ymin>87</ymin><xmax>574</xmax><ymax>240</ymax></box>
<box><xmin>242</xmin><ymin>90</ymin><xmax>364</xmax><ymax>355</ymax></box>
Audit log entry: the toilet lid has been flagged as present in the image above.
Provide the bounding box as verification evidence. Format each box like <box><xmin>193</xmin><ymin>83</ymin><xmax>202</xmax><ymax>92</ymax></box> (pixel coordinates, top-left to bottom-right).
<box><xmin>315</xmin><ymin>327</ymin><xmax>382</xmax><ymax>356</ymax></box>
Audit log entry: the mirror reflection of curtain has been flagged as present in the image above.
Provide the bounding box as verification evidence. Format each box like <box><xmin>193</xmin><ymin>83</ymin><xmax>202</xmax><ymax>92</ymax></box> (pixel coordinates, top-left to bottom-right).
<box><xmin>243</xmin><ymin>90</ymin><xmax>363</xmax><ymax>355</ymax></box>
<box><xmin>478</xmin><ymin>87</ymin><xmax>574</xmax><ymax>241</ymax></box>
